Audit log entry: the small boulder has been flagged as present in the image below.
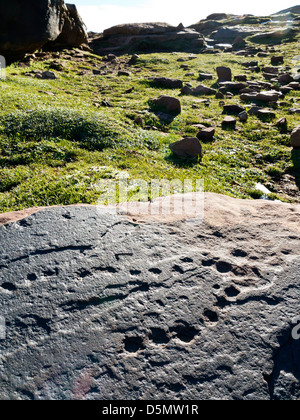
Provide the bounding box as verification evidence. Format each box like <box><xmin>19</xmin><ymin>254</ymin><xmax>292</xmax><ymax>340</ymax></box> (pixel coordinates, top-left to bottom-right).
<box><xmin>39</xmin><ymin>71</ymin><xmax>58</xmax><ymax>80</ymax></box>
<box><xmin>219</xmin><ymin>81</ymin><xmax>247</xmax><ymax>93</ymax></box>
<box><xmin>256</xmin><ymin>91</ymin><xmax>280</xmax><ymax>102</ymax></box>
<box><xmin>289</xmin><ymin>108</ymin><xmax>300</xmax><ymax>114</ymax></box>
<box><xmin>223</xmin><ymin>104</ymin><xmax>245</xmax><ymax>115</ymax></box>
<box><xmin>216</xmin><ymin>66</ymin><xmax>232</xmax><ymax>82</ymax></box>
<box><xmin>290</xmin><ymin>126</ymin><xmax>300</xmax><ymax>148</ymax></box>
<box><xmin>234</xmin><ymin>74</ymin><xmax>247</xmax><ymax>82</ymax></box>
<box><xmin>169</xmin><ymin>137</ymin><xmax>202</xmax><ymax>158</ymax></box>
<box><xmin>128</xmin><ymin>54</ymin><xmax>140</xmax><ymax>64</ymax></box>
<box><xmin>134</xmin><ymin>116</ymin><xmax>144</xmax><ymax>126</ymax></box>
<box><xmin>256</xmin><ymin>109</ymin><xmax>276</xmax><ymax>120</ymax></box>
<box><xmin>278</xmin><ymin>73</ymin><xmax>294</xmax><ymax>85</ymax></box>
<box><xmin>263</xmin><ymin>66</ymin><xmax>278</xmax><ymax>75</ymax></box>
<box><xmin>198</xmin><ymin>73</ymin><xmax>213</xmax><ymax>81</ymax></box>
<box><xmin>193</xmin><ymin>84</ymin><xmax>217</xmax><ymax>96</ymax></box>
<box><xmin>152</xmin><ymin>77</ymin><xmax>183</xmax><ymax>89</ymax></box>
<box><xmin>181</xmin><ymin>84</ymin><xmax>216</xmax><ymax>96</ymax></box>
<box><xmin>238</xmin><ymin>111</ymin><xmax>248</xmax><ymax>122</ymax></box>
<box><xmin>271</xmin><ymin>56</ymin><xmax>284</xmax><ymax>65</ymax></box>
<box><xmin>275</xmin><ymin>117</ymin><xmax>288</xmax><ymax>132</ymax></box>
<box><xmin>248</xmin><ymin>106</ymin><xmax>262</xmax><ymax>116</ymax></box>
<box><xmin>118</xmin><ymin>70</ymin><xmax>131</xmax><ymax>77</ymax></box>
<box><xmin>215</xmin><ymin>91</ymin><xmax>225</xmax><ymax>99</ymax></box>
<box><xmin>150</xmin><ymin>95</ymin><xmax>181</xmax><ymax>115</ymax></box>
<box><xmin>222</xmin><ymin>116</ymin><xmax>236</xmax><ymax>130</ymax></box>
<box><xmin>232</xmin><ymin>36</ymin><xmax>246</xmax><ymax>49</ymax></box>
<box><xmin>197</xmin><ymin>127</ymin><xmax>215</xmax><ymax>142</ymax></box>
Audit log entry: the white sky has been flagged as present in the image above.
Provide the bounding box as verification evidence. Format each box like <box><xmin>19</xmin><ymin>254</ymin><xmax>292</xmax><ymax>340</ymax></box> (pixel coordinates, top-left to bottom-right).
<box><xmin>75</xmin><ymin>0</ymin><xmax>299</xmax><ymax>32</ymax></box>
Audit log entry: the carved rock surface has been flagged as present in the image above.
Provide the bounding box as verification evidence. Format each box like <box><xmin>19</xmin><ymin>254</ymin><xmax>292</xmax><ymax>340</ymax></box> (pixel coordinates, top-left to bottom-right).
<box><xmin>0</xmin><ymin>193</ymin><xmax>300</xmax><ymax>400</ymax></box>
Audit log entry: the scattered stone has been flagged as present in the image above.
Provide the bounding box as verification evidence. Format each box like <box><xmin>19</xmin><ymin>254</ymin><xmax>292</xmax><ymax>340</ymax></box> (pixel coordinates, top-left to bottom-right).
<box><xmin>216</xmin><ymin>66</ymin><xmax>232</xmax><ymax>82</ymax></box>
<box><xmin>223</xmin><ymin>104</ymin><xmax>245</xmax><ymax>115</ymax></box>
<box><xmin>193</xmin><ymin>84</ymin><xmax>217</xmax><ymax>96</ymax></box>
<box><xmin>241</xmin><ymin>91</ymin><xmax>280</xmax><ymax>103</ymax></box>
<box><xmin>257</xmin><ymin>52</ymin><xmax>268</xmax><ymax>57</ymax></box>
<box><xmin>198</xmin><ymin>73</ymin><xmax>213</xmax><ymax>81</ymax></box>
<box><xmin>275</xmin><ymin>117</ymin><xmax>288</xmax><ymax>132</ymax></box>
<box><xmin>287</xmin><ymin>82</ymin><xmax>300</xmax><ymax>90</ymax></box>
<box><xmin>280</xmin><ymin>86</ymin><xmax>294</xmax><ymax>94</ymax></box>
<box><xmin>242</xmin><ymin>61</ymin><xmax>259</xmax><ymax>68</ymax></box>
<box><xmin>248</xmin><ymin>106</ymin><xmax>262</xmax><ymax>115</ymax></box>
<box><xmin>34</xmin><ymin>71</ymin><xmax>58</xmax><ymax>80</ymax></box>
<box><xmin>104</xmin><ymin>54</ymin><xmax>117</xmax><ymax>62</ymax></box>
<box><xmin>234</xmin><ymin>74</ymin><xmax>247</xmax><ymax>82</ymax></box>
<box><xmin>169</xmin><ymin>137</ymin><xmax>202</xmax><ymax>158</ymax></box>
<box><xmin>215</xmin><ymin>91</ymin><xmax>225</xmax><ymax>99</ymax></box>
<box><xmin>118</xmin><ymin>70</ymin><xmax>131</xmax><ymax>77</ymax></box>
<box><xmin>181</xmin><ymin>85</ymin><xmax>193</xmax><ymax>95</ymax></box>
<box><xmin>290</xmin><ymin>125</ymin><xmax>300</xmax><ymax>148</ymax></box>
<box><xmin>150</xmin><ymin>95</ymin><xmax>181</xmax><ymax>115</ymax></box>
<box><xmin>102</xmin><ymin>99</ymin><xmax>112</xmax><ymax>107</ymax></box>
<box><xmin>196</xmin><ymin>127</ymin><xmax>215</xmax><ymax>142</ymax></box>
<box><xmin>222</xmin><ymin>116</ymin><xmax>236</xmax><ymax>130</ymax></box>
<box><xmin>152</xmin><ymin>77</ymin><xmax>183</xmax><ymax>89</ymax></box>
<box><xmin>256</xmin><ymin>91</ymin><xmax>280</xmax><ymax>102</ymax></box>
<box><xmin>238</xmin><ymin>111</ymin><xmax>248</xmax><ymax>122</ymax></box>
<box><xmin>128</xmin><ymin>54</ymin><xmax>140</xmax><ymax>64</ymax></box>
<box><xmin>256</xmin><ymin>109</ymin><xmax>276</xmax><ymax>120</ymax></box>
<box><xmin>263</xmin><ymin>67</ymin><xmax>279</xmax><ymax>75</ymax></box>
<box><xmin>181</xmin><ymin>84</ymin><xmax>216</xmax><ymax>96</ymax></box>
<box><xmin>271</xmin><ymin>56</ymin><xmax>284</xmax><ymax>65</ymax></box>
<box><xmin>263</xmin><ymin>72</ymin><xmax>277</xmax><ymax>80</ymax></box>
<box><xmin>289</xmin><ymin>108</ymin><xmax>300</xmax><ymax>114</ymax></box>
<box><xmin>219</xmin><ymin>81</ymin><xmax>247</xmax><ymax>93</ymax></box>
<box><xmin>134</xmin><ymin>116</ymin><xmax>144</xmax><ymax>126</ymax></box>
<box><xmin>125</xmin><ymin>87</ymin><xmax>134</xmax><ymax>94</ymax></box>
<box><xmin>278</xmin><ymin>73</ymin><xmax>294</xmax><ymax>85</ymax></box>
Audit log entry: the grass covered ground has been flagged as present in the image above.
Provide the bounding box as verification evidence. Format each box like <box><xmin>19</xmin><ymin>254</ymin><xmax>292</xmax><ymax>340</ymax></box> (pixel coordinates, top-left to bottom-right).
<box><xmin>0</xmin><ymin>43</ymin><xmax>299</xmax><ymax>213</ymax></box>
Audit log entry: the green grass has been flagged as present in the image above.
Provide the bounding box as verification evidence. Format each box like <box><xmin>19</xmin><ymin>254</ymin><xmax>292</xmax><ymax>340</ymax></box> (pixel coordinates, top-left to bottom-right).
<box><xmin>0</xmin><ymin>44</ymin><xmax>299</xmax><ymax>212</ymax></box>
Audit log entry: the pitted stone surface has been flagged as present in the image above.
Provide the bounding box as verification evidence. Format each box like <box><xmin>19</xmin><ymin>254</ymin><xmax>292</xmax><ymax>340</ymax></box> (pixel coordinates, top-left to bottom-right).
<box><xmin>0</xmin><ymin>195</ymin><xmax>300</xmax><ymax>400</ymax></box>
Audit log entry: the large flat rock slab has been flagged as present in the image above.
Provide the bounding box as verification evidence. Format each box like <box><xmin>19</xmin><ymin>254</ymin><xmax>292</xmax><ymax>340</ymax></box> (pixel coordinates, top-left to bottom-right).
<box><xmin>0</xmin><ymin>193</ymin><xmax>300</xmax><ymax>400</ymax></box>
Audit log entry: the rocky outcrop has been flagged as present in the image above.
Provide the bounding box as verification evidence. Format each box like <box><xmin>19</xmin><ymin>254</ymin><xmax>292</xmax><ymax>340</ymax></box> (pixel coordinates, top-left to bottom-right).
<box><xmin>0</xmin><ymin>194</ymin><xmax>300</xmax><ymax>400</ymax></box>
<box><xmin>275</xmin><ymin>6</ymin><xmax>300</xmax><ymax>15</ymax></box>
<box><xmin>0</xmin><ymin>0</ymin><xmax>64</xmax><ymax>62</ymax></box>
<box><xmin>0</xmin><ymin>1</ymin><xmax>87</xmax><ymax>63</ymax></box>
<box><xmin>43</xmin><ymin>3</ymin><xmax>88</xmax><ymax>51</ymax></box>
<box><xmin>249</xmin><ymin>27</ymin><xmax>299</xmax><ymax>44</ymax></box>
<box><xmin>90</xmin><ymin>22</ymin><xmax>205</xmax><ymax>55</ymax></box>
<box><xmin>189</xmin><ymin>8</ymin><xmax>300</xmax><ymax>48</ymax></box>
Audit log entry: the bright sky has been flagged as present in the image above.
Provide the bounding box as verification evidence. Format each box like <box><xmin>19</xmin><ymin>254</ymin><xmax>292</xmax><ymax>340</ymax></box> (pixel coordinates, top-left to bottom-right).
<box><xmin>73</xmin><ymin>0</ymin><xmax>299</xmax><ymax>32</ymax></box>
